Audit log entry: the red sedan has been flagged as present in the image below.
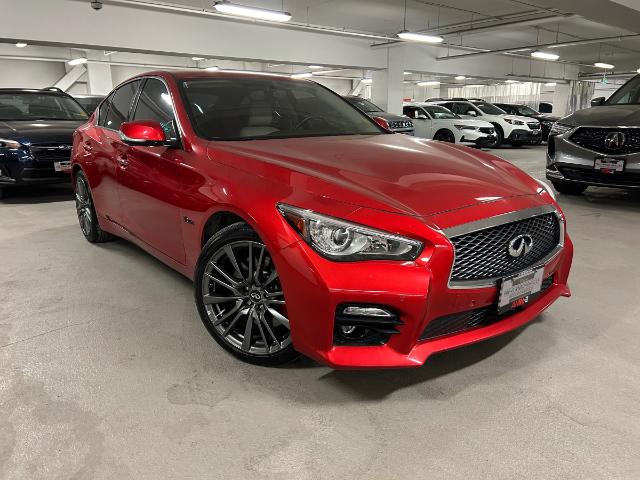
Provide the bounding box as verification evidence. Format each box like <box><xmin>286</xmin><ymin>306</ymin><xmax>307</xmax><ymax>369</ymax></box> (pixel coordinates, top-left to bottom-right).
<box><xmin>71</xmin><ymin>71</ymin><xmax>572</xmax><ymax>368</ymax></box>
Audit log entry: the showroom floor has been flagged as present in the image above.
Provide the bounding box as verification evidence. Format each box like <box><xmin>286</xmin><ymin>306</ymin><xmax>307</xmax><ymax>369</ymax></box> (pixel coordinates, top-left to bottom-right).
<box><xmin>1</xmin><ymin>145</ymin><xmax>639</xmax><ymax>479</ymax></box>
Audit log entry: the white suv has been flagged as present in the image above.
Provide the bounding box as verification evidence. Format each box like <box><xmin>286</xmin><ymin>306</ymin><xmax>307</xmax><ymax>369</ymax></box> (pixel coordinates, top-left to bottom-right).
<box><xmin>403</xmin><ymin>102</ymin><xmax>498</xmax><ymax>147</ymax></box>
<box><xmin>433</xmin><ymin>100</ymin><xmax>541</xmax><ymax>147</ymax></box>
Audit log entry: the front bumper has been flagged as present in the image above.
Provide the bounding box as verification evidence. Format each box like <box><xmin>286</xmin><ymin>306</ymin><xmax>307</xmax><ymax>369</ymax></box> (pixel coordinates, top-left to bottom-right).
<box><xmin>461</xmin><ymin>132</ymin><xmax>498</xmax><ymax>147</ymax></box>
<box><xmin>507</xmin><ymin>129</ymin><xmax>542</xmax><ymax>145</ymax></box>
<box><xmin>0</xmin><ymin>150</ymin><xmax>71</xmax><ymax>186</ymax></box>
<box><xmin>546</xmin><ymin>134</ymin><xmax>640</xmax><ymax>189</ymax></box>
<box><xmin>274</xmin><ymin>200</ymin><xmax>572</xmax><ymax>369</ymax></box>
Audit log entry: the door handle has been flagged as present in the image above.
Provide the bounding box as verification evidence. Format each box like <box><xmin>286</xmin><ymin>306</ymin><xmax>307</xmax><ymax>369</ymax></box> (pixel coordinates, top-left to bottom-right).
<box><xmin>117</xmin><ymin>156</ymin><xmax>129</xmax><ymax>168</ymax></box>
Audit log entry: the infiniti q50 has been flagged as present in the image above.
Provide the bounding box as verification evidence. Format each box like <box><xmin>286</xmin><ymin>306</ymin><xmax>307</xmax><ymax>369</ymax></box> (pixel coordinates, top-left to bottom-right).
<box><xmin>71</xmin><ymin>71</ymin><xmax>573</xmax><ymax>368</ymax></box>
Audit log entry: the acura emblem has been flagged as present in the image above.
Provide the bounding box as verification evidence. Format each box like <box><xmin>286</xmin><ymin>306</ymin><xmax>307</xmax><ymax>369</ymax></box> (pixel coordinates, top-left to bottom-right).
<box><xmin>508</xmin><ymin>234</ymin><xmax>534</xmax><ymax>258</ymax></box>
<box><xmin>604</xmin><ymin>131</ymin><xmax>625</xmax><ymax>151</ymax></box>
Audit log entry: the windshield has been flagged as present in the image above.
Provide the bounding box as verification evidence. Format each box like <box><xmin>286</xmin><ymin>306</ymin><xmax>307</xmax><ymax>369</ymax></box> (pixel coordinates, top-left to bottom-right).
<box><xmin>0</xmin><ymin>92</ymin><xmax>88</xmax><ymax>121</ymax></box>
<box><xmin>74</xmin><ymin>96</ymin><xmax>104</xmax><ymax>114</ymax></box>
<box><xmin>345</xmin><ymin>97</ymin><xmax>383</xmax><ymax>113</ymax></box>
<box><xmin>180</xmin><ymin>78</ymin><xmax>382</xmax><ymax>140</ymax></box>
<box><xmin>516</xmin><ymin>105</ymin><xmax>540</xmax><ymax>116</ymax></box>
<box><xmin>473</xmin><ymin>102</ymin><xmax>507</xmax><ymax>115</ymax></box>
<box><xmin>606</xmin><ymin>76</ymin><xmax>640</xmax><ymax>105</ymax></box>
<box><xmin>423</xmin><ymin>105</ymin><xmax>458</xmax><ymax>119</ymax></box>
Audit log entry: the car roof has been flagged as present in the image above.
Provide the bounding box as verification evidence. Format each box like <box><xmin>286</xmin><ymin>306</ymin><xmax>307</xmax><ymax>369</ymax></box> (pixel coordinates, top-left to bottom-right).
<box><xmin>134</xmin><ymin>70</ymin><xmax>296</xmax><ymax>83</ymax></box>
<box><xmin>0</xmin><ymin>88</ymin><xmax>70</xmax><ymax>95</ymax></box>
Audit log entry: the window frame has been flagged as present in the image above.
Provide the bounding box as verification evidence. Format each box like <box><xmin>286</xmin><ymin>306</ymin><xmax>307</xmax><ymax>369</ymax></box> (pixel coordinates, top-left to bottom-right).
<box><xmin>130</xmin><ymin>77</ymin><xmax>182</xmax><ymax>146</ymax></box>
<box><xmin>98</xmin><ymin>78</ymin><xmax>143</xmax><ymax>132</ymax></box>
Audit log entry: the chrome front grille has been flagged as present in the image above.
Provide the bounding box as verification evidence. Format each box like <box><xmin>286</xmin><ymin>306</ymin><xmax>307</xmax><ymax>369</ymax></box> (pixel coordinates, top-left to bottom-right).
<box><xmin>569</xmin><ymin>127</ymin><xmax>640</xmax><ymax>155</ymax></box>
<box><xmin>527</xmin><ymin>121</ymin><xmax>540</xmax><ymax>130</ymax></box>
<box><xmin>449</xmin><ymin>212</ymin><xmax>561</xmax><ymax>283</ymax></box>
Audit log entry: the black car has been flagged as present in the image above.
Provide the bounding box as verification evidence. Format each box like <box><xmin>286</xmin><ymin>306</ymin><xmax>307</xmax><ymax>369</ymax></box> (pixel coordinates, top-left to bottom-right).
<box><xmin>342</xmin><ymin>96</ymin><xmax>414</xmax><ymax>135</ymax></box>
<box><xmin>0</xmin><ymin>88</ymin><xmax>88</xmax><ymax>197</ymax></box>
<box><xmin>494</xmin><ymin>103</ymin><xmax>559</xmax><ymax>141</ymax></box>
<box><xmin>73</xmin><ymin>94</ymin><xmax>106</xmax><ymax>114</ymax></box>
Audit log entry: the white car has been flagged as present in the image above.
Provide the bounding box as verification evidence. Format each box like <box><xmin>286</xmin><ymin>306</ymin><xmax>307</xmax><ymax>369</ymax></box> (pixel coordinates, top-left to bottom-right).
<box><xmin>432</xmin><ymin>100</ymin><xmax>542</xmax><ymax>147</ymax></box>
<box><xmin>403</xmin><ymin>102</ymin><xmax>498</xmax><ymax>147</ymax></box>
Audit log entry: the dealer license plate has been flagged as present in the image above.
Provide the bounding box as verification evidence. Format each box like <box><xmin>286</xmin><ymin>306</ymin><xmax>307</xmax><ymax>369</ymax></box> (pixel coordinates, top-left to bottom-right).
<box><xmin>498</xmin><ymin>267</ymin><xmax>544</xmax><ymax>314</ymax></box>
<box><xmin>54</xmin><ymin>161</ymin><xmax>71</xmax><ymax>172</ymax></box>
<box><xmin>594</xmin><ymin>157</ymin><xmax>624</xmax><ymax>174</ymax></box>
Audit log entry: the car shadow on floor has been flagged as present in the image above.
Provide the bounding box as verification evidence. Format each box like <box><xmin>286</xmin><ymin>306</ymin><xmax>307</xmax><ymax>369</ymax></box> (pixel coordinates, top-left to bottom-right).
<box><xmin>559</xmin><ymin>186</ymin><xmax>640</xmax><ymax>211</ymax></box>
<box><xmin>1</xmin><ymin>184</ymin><xmax>74</xmax><ymax>204</ymax></box>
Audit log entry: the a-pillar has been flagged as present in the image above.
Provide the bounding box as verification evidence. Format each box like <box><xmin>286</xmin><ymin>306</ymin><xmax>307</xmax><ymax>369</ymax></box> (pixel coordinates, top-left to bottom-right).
<box><xmin>371</xmin><ymin>47</ymin><xmax>405</xmax><ymax>115</ymax></box>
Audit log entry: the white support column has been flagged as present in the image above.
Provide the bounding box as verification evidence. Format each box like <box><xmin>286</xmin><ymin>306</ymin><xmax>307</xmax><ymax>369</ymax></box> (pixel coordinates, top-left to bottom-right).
<box><xmin>371</xmin><ymin>48</ymin><xmax>405</xmax><ymax>114</ymax></box>
<box><xmin>86</xmin><ymin>62</ymin><xmax>113</xmax><ymax>95</ymax></box>
<box><xmin>552</xmin><ymin>83</ymin><xmax>571</xmax><ymax>117</ymax></box>
<box><xmin>53</xmin><ymin>64</ymin><xmax>86</xmax><ymax>92</ymax></box>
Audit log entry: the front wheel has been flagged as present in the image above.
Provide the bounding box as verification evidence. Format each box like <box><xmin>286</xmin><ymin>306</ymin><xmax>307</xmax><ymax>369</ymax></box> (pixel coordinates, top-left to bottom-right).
<box><xmin>433</xmin><ymin>129</ymin><xmax>456</xmax><ymax>143</ymax></box>
<box><xmin>194</xmin><ymin>222</ymin><xmax>299</xmax><ymax>366</ymax></box>
<box><xmin>75</xmin><ymin>171</ymin><xmax>113</xmax><ymax>243</ymax></box>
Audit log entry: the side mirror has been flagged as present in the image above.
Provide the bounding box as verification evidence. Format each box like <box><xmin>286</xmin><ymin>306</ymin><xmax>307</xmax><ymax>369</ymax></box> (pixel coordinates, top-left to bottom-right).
<box><xmin>417</xmin><ymin>114</ymin><xmax>429</xmax><ymax>120</ymax></box>
<box><xmin>120</xmin><ymin>120</ymin><xmax>172</xmax><ymax>147</ymax></box>
<box><xmin>372</xmin><ymin>116</ymin><xmax>392</xmax><ymax>132</ymax></box>
<box><xmin>591</xmin><ymin>97</ymin><xmax>606</xmax><ymax>107</ymax></box>
<box><xmin>467</xmin><ymin>110</ymin><xmax>477</xmax><ymax>116</ymax></box>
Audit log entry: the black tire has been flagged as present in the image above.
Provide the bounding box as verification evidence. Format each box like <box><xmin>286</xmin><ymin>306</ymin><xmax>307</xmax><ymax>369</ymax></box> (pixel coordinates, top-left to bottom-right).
<box><xmin>75</xmin><ymin>170</ymin><xmax>114</xmax><ymax>243</ymax></box>
<box><xmin>0</xmin><ymin>188</ymin><xmax>5</xmax><ymax>200</ymax></box>
<box><xmin>433</xmin><ymin>129</ymin><xmax>456</xmax><ymax>143</ymax></box>
<box><xmin>492</xmin><ymin>124</ymin><xmax>504</xmax><ymax>147</ymax></box>
<box><xmin>551</xmin><ymin>181</ymin><xmax>588</xmax><ymax>195</ymax></box>
<box><xmin>194</xmin><ymin>222</ymin><xmax>299</xmax><ymax>366</ymax></box>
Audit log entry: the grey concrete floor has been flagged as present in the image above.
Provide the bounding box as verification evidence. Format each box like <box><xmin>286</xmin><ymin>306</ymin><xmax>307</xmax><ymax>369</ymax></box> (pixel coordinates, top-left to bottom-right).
<box><xmin>1</xmin><ymin>145</ymin><xmax>639</xmax><ymax>479</ymax></box>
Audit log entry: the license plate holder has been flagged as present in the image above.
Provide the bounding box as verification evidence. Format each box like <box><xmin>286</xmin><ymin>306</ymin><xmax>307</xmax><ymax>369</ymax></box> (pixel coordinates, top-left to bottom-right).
<box><xmin>594</xmin><ymin>157</ymin><xmax>624</xmax><ymax>174</ymax></box>
<box><xmin>54</xmin><ymin>161</ymin><xmax>71</xmax><ymax>172</ymax></box>
<box><xmin>497</xmin><ymin>267</ymin><xmax>544</xmax><ymax>314</ymax></box>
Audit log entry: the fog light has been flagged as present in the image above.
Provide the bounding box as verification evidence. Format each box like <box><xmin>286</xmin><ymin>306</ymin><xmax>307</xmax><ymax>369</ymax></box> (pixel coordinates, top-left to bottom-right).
<box><xmin>342</xmin><ymin>306</ymin><xmax>393</xmax><ymax>317</ymax></box>
<box><xmin>340</xmin><ymin>325</ymin><xmax>357</xmax><ymax>334</ymax></box>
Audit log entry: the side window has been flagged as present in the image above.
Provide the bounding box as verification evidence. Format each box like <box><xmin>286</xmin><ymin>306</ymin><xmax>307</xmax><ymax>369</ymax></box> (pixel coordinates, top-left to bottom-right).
<box><xmin>403</xmin><ymin>106</ymin><xmax>417</xmax><ymax>118</ymax></box>
<box><xmin>418</xmin><ymin>108</ymin><xmax>431</xmax><ymax>119</ymax></box>
<box><xmin>132</xmin><ymin>78</ymin><xmax>178</xmax><ymax>141</ymax></box>
<box><xmin>97</xmin><ymin>93</ymin><xmax>113</xmax><ymax>126</ymax></box>
<box><xmin>104</xmin><ymin>80</ymin><xmax>141</xmax><ymax>131</ymax></box>
<box><xmin>441</xmin><ymin>102</ymin><xmax>454</xmax><ymax>112</ymax></box>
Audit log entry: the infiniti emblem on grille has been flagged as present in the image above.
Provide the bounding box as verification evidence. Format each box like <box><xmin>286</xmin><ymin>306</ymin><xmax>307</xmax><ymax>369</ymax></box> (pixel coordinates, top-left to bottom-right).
<box><xmin>508</xmin><ymin>234</ymin><xmax>534</xmax><ymax>258</ymax></box>
<box><xmin>604</xmin><ymin>131</ymin><xmax>625</xmax><ymax>151</ymax></box>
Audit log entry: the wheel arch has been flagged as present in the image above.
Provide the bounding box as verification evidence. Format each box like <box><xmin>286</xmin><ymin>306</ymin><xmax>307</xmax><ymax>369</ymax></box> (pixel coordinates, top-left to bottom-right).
<box><xmin>433</xmin><ymin>128</ymin><xmax>455</xmax><ymax>142</ymax></box>
<box><xmin>200</xmin><ymin>210</ymin><xmax>248</xmax><ymax>247</ymax></box>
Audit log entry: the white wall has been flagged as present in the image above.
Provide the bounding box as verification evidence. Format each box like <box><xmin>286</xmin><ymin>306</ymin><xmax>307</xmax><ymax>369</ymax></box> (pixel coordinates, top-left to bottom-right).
<box><xmin>0</xmin><ymin>59</ymin><xmax>65</xmax><ymax>88</ymax></box>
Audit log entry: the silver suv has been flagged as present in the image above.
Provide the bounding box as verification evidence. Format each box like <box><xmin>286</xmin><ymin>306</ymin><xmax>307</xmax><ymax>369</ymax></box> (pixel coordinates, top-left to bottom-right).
<box><xmin>546</xmin><ymin>75</ymin><xmax>640</xmax><ymax>194</ymax></box>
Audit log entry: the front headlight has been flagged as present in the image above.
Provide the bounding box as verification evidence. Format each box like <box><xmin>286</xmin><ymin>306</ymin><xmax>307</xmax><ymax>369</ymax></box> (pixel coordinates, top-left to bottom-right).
<box><xmin>454</xmin><ymin>124</ymin><xmax>477</xmax><ymax>131</ymax></box>
<box><xmin>504</xmin><ymin>118</ymin><xmax>525</xmax><ymax>125</ymax></box>
<box><xmin>536</xmin><ymin>179</ymin><xmax>557</xmax><ymax>201</ymax></box>
<box><xmin>277</xmin><ymin>204</ymin><xmax>423</xmax><ymax>261</ymax></box>
<box><xmin>0</xmin><ymin>138</ymin><xmax>22</xmax><ymax>149</ymax></box>
<box><xmin>549</xmin><ymin>123</ymin><xmax>573</xmax><ymax>136</ymax></box>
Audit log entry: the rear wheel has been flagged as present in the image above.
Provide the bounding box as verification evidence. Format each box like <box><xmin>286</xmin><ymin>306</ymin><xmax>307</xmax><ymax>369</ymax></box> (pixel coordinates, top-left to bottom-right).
<box><xmin>75</xmin><ymin>171</ymin><xmax>114</xmax><ymax>243</ymax></box>
<box><xmin>492</xmin><ymin>124</ymin><xmax>504</xmax><ymax>147</ymax></box>
<box><xmin>194</xmin><ymin>222</ymin><xmax>298</xmax><ymax>366</ymax></box>
<box><xmin>551</xmin><ymin>181</ymin><xmax>587</xmax><ymax>195</ymax></box>
<box><xmin>433</xmin><ymin>129</ymin><xmax>456</xmax><ymax>143</ymax></box>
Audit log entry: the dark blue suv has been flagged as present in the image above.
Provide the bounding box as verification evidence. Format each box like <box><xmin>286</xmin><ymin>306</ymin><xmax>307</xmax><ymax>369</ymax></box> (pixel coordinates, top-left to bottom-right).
<box><xmin>0</xmin><ymin>88</ymin><xmax>89</xmax><ymax>198</ymax></box>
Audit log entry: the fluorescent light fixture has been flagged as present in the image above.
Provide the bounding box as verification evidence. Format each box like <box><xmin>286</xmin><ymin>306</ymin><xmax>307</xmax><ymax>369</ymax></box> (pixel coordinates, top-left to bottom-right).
<box><xmin>192</xmin><ymin>56</ymin><xmax>205</xmax><ymax>61</ymax></box>
<box><xmin>637</xmin><ymin>68</ymin><xmax>640</xmax><ymax>74</ymax></box>
<box><xmin>361</xmin><ymin>78</ymin><xmax>373</xmax><ymax>84</ymax></box>
<box><xmin>417</xmin><ymin>81</ymin><xmax>440</xmax><ymax>87</ymax></box>
<box><xmin>205</xmin><ymin>66</ymin><xmax>220</xmax><ymax>71</ymax></box>
<box><xmin>15</xmin><ymin>42</ymin><xmax>27</xmax><ymax>48</ymax></box>
<box><xmin>213</xmin><ymin>1</ymin><xmax>291</xmax><ymax>22</ymax></box>
<box><xmin>308</xmin><ymin>65</ymin><xmax>323</xmax><ymax>69</ymax></box>
<box><xmin>544</xmin><ymin>82</ymin><xmax>557</xmax><ymax>87</ymax></box>
<box><xmin>454</xmin><ymin>75</ymin><xmax>466</xmax><ymax>80</ymax></box>
<box><xmin>465</xmin><ymin>84</ymin><xmax>484</xmax><ymax>88</ymax></box>
<box><xmin>291</xmin><ymin>72</ymin><xmax>312</xmax><ymax>79</ymax></box>
<box><xmin>397</xmin><ymin>30</ymin><xmax>444</xmax><ymax>43</ymax></box>
<box><xmin>594</xmin><ymin>62</ymin><xmax>614</xmax><ymax>69</ymax></box>
<box><xmin>404</xmin><ymin>71</ymin><xmax>413</xmax><ymax>75</ymax></box>
<box><xmin>531</xmin><ymin>51</ymin><xmax>559</xmax><ymax>61</ymax></box>
<box><xmin>68</xmin><ymin>58</ymin><xmax>87</xmax><ymax>66</ymax></box>
<box><xmin>505</xmin><ymin>79</ymin><xmax>519</xmax><ymax>83</ymax></box>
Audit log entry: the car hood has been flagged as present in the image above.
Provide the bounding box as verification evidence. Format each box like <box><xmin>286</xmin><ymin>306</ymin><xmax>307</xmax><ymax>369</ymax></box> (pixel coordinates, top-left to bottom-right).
<box><xmin>208</xmin><ymin>133</ymin><xmax>539</xmax><ymax>217</ymax></box>
<box><xmin>368</xmin><ymin>111</ymin><xmax>412</xmax><ymax>123</ymax></box>
<box><xmin>534</xmin><ymin>114</ymin><xmax>559</xmax><ymax>122</ymax></box>
<box><xmin>503</xmin><ymin>114</ymin><xmax>536</xmax><ymax>124</ymax></box>
<box><xmin>453</xmin><ymin>118</ymin><xmax>494</xmax><ymax>128</ymax></box>
<box><xmin>0</xmin><ymin>119</ymin><xmax>84</xmax><ymax>144</ymax></box>
<box><xmin>562</xmin><ymin>105</ymin><xmax>640</xmax><ymax>126</ymax></box>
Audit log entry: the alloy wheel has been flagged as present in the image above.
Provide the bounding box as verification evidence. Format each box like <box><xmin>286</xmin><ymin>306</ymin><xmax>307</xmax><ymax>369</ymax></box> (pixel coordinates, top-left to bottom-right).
<box><xmin>200</xmin><ymin>240</ymin><xmax>291</xmax><ymax>356</ymax></box>
<box><xmin>75</xmin><ymin>176</ymin><xmax>93</xmax><ymax>236</ymax></box>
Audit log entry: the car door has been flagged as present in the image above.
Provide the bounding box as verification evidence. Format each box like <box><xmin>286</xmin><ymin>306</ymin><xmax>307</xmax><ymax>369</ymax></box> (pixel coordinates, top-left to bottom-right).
<box><xmin>403</xmin><ymin>106</ymin><xmax>432</xmax><ymax>138</ymax></box>
<box><xmin>117</xmin><ymin>77</ymin><xmax>186</xmax><ymax>264</ymax></box>
<box><xmin>87</xmin><ymin>81</ymin><xmax>141</xmax><ymax>225</ymax></box>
